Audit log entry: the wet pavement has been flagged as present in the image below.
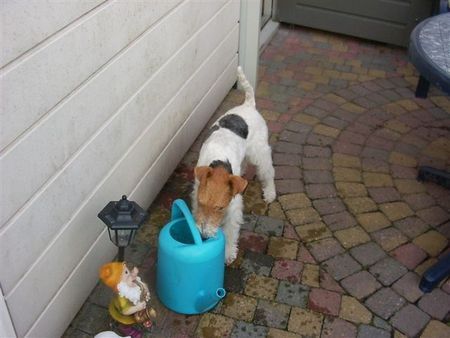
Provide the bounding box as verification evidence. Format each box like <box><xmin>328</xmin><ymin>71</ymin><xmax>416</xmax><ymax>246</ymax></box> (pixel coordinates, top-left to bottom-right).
<box><xmin>65</xmin><ymin>24</ymin><xmax>450</xmax><ymax>338</ymax></box>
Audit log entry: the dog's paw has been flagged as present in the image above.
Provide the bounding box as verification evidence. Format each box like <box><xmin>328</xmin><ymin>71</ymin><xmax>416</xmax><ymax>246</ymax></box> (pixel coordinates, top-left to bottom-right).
<box><xmin>263</xmin><ymin>187</ymin><xmax>276</xmax><ymax>204</ymax></box>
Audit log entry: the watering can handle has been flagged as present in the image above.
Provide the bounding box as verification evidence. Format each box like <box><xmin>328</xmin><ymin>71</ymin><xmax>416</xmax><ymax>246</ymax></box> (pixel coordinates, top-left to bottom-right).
<box><xmin>171</xmin><ymin>199</ymin><xmax>203</xmax><ymax>246</ymax></box>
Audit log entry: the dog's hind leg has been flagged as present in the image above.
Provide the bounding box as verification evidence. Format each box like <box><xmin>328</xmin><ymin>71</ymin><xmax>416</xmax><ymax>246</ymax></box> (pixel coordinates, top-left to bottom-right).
<box><xmin>222</xmin><ymin>195</ymin><xmax>243</xmax><ymax>264</ymax></box>
<box><xmin>247</xmin><ymin>143</ymin><xmax>276</xmax><ymax>203</ymax></box>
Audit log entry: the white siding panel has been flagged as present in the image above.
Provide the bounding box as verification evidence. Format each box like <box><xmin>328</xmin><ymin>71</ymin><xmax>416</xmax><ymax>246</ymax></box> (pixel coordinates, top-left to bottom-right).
<box><xmin>0</xmin><ymin>0</ymin><xmax>104</xmax><ymax>67</ymax></box>
<box><xmin>0</xmin><ymin>0</ymin><xmax>226</xmax><ymax>229</ymax></box>
<box><xmin>0</xmin><ymin>0</ymin><xmax>182</xmax><ymax>151</ymax></box>
<box><xmin>11</xmin><ymin>24</ymin><xmax>238</xmax><ymax>338</ymax></box>
<box><xmin>2</xmin><ymin>0</ymin><xmax>238</xmax><ymax>328</ymax></box>
<box><xmin>132</xmin><ymin>57</ymin><xmax>239</xmax><ymax>207</ymax></box>
<box><xmin>25</xmin><ymin>230</ymin><xmax>116</xmax><ymax>338</ymax></box>
<box><xmin>26</xmin><ymin>54</ymin><xmax>238</xmax><ymax>338</ymax></box>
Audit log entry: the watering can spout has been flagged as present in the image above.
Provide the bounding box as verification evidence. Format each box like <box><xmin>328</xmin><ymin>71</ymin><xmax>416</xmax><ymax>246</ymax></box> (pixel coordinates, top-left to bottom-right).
<box><xmin>195</xmin><ymin>288</ymin><xmax>226</xmax><ymax>312</ymax></box>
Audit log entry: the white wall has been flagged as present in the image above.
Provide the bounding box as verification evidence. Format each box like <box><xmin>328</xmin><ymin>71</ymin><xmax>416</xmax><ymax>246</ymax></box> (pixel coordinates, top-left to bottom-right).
<box><xmin>0</xmin><ymin>0</ymin><xmax>240</xmax><ymax>336</ymax></box>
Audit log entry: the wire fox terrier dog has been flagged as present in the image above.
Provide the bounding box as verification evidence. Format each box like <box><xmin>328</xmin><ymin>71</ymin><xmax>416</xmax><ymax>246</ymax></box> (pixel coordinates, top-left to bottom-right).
<box><xmin>192</xmin><ymin>67</ymin><xmax>276</xmax><ymax>264</ymax></box>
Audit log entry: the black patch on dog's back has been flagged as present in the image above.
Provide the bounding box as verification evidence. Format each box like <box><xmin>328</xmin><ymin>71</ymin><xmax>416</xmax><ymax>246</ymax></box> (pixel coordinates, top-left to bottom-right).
<box><xmin>218</xmin><ymin>114</ymin><xmax>248</xmax><ymax>139</ymax></box>
<box><xmin>209</xmin><ymin>159</ymin><xmax>233</xmax><ymax>174</ymax></box>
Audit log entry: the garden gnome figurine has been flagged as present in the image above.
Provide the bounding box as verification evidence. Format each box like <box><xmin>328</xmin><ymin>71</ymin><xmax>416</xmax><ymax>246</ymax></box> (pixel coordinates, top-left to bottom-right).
<box><xmin>99</xmin><ymin>261</ymin><xmax>156</xmax><ymax>338</ymax></box>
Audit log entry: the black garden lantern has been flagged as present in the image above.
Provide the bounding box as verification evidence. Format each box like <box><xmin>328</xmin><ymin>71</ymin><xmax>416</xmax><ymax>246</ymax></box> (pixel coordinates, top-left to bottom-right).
<box><xmin>98</xmin><ymin>195</ymin><xmax>148</xmax><ymax>261</ymax></box>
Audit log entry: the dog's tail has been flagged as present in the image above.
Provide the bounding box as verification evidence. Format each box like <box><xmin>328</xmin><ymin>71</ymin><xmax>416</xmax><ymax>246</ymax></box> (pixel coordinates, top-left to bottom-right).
<box><xmin>237</xmin><ymin>66</ymin><xmax>255</xmax><ymax>107</ymax></box>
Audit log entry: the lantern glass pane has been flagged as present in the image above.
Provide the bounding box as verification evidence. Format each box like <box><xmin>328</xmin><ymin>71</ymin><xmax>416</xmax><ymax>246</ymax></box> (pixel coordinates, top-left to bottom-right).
<box><xmin>117</xmin><ymin>229</ymin><xmax>131</xmax><ymax>247</ymax></box>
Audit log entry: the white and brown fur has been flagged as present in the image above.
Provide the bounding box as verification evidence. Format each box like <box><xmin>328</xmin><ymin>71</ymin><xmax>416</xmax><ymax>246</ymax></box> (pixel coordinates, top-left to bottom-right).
<box><xmin>192</xmin><ymin>67</ymin><xmax>276</xmax><ymax>264</ymax></box>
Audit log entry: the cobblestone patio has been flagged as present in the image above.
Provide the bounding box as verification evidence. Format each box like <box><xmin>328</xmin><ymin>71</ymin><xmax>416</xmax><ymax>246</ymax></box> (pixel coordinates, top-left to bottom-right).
<box><xmin>65</xmin><ymin>25</ymin><xmax>450</xmax><ymax>338</ymax></box>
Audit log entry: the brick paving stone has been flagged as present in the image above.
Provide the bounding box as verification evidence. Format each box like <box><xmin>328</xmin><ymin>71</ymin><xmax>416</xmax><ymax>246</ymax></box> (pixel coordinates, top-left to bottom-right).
<box><xmin>323</xmin><ymin>253</ymin><xmax>361</xmax><ymax>280</ymax></box>
<box><xmin>323</xmin><ymin>116</ymin><xmax>349</xmax><ymax>129</ymax></box>
<box><xmin>241</xmin><ymin>251</ymin><xmax>274</xmax><ymax>277</ymax></box>
<box><xmin>415</xmin><ymin>257</ymin><xmax>438</xmax><ymax>276</ymax></box>
<box><xmin>306</xmin><ymin>133</ymin><xmax>335</xmax><ymax>146</ymax></box>
<box><xmin>286</xmin><ymin>207</ymin><xmax>321</xmax><ymax>226</ymax></box>
<box><xmin>267</xmin><ymin>328</ymin><xmax>302</xmax><ymax>338</ymax></box>
<box><xmin>302</xmin><ymin>263</ymin><xmax>320</xmax><ymax>288</ymax></box>
<box><xmin>279</xmin><ymin>130</ymin><xmax>308</xmax><ymax>144</ymax></box>
<box><xmin>403</xmin><ymin>193</ymin><xmax>435</xmax><ymax>211</ymax></box>
<box><xmin>417</xmin><ymin>206</ymin><xmax>450</xmax><ymax>227</ymax></box>
<box><xmin>413</xmin><ymin>230</ymin><xmax>448</xmax><ymax>257</ymax></box>
<box><xmin>293</xmin><ymin>113</ymin><xmax>320</xmax><ymax>125</ymax></box>
<box><xmin>372</xmin><ymin>225</ymin><xmax>410</xmax><ymax>252</ymax></box>
<box><xmin>269</xmin><ymin>202</ymin><xmax>287</xmax><ymax>221</ymax></box>
<box><xmin>225</xmin><ymin>267</ymin><xmax>245</xmax><ymax>293</ymax></box>
<box><xmin>255</xmin><ymin>216</ymin><xmax>285</xmax><ymax>237</ymax></box>
<box><xmin>254</xmin><ymin>300</ymin><xmax>290</xmax><ymax>329</ymax></box>
<box><xmin>336</xmin><ymin>182</ymin><xmax>368</xmax><ymax>198</ymax></box>
<box><xmin>391</xmin><ymin>164</ymin><xmax>417</xmax><ymax>179</ymax></box>
<box><xmin>391</xmin><ymin>243</ymin><xmax>427</xmax><ymax>269</ymax></box>
<box><xmin>418</xmin><ymin>288</ymin><xmax>450</xmax><ymax>320</ymax></box>
<box><xmin>312</xmin><ymin>197</ymin><xmax>346</xmax><ymax>215</ymax></box>
<box><xmin>365</xmin><ymin>288</ymin><xmax>406</xmax><ymax>320</ymax></box>
<box><xmin>366</xmin><ymin>135</ymin><xmax>395</xmax><ymax>151</ymax></box>
<box><xmin>297</xmin><ymin>245</ymin><xmax>316</xmax><ymax>263</ymax></box>
<box><xmin>350</xmin><ymin>242</ymin><xmax>387</xmax><ymax>267</ymax></box>
<box><xmin>276</xmin><ymin>179</ymin><xmax>305</xmax><ymax>195</ymax></box>
<box><xmin>271</xmin><ymin>260</ymin><xmax>303</xmax><ymax>283</ymax></box>
<box><xmin>333</xmin><ymin>153</ymin><xmax>361</xmax><ymax>168</ymax></box>
<box><xmin>320</xmin><ymin>270</ymin><xmax>345</xmax><ymax>293</ymax></box>
<box><xmin>304</xmin><ymin>170</ymin><xmax>334</xmax><ymax>184</ymax></box>
<box><xmin>308</xmin><ymin>237</ymin><xmax>345</xmax><ymax>262</ymax></box>
<box><xmin>308</xmin><ymin>288</ymin><xmax>341</xmax><ymax>316</ymax></box>
<box><xmin>242</xmin><ymin>214</ymin><xmax>258</xmax><ymax>231</ymax></box>
<box><xmin>323</xmin><ymin>211</ymin><xmax>358</xmax><ymax>231</ymax></box>
<box><xmin>275</xmin><ymin>166</ymin><xmax>302</xmax><ymax>180</ymax></box>
<box><xmin>268</xmin><ymin>237</ymin><xmax>299</xmax><ymax>259</ymax></box>
<box><xmin>303</xmin><ymin>157</ymin><xmax>332</xmax><ymax>170</ymax></box>
<box><xmin>276</xmin><ymin>281</ymin><xmax>309</xmax><ymax>308</ymax></box>
<box><xmin>379</xmin><ymin>202</ymin><xmax>414</xmax><ymax>221</ymax></box>
<box><xmin>391</xmin><ymin>304</ymin><xmax>430</xmax><ymax>337</ymax></box>
<box><xmin>394</xmin><ymin>216</ymin><xmax>429</xmax><ymax>239</ymax></box>
<box><xmin>438</xmin><ymin>221</ymin><xmax>450</xmax><ymax>240</ymax></box>
<box><xmin>369</xmin><ymin>257</ymin><xmax>408</xmax><ymax>286</ymax></box>
<box><xmin>274</xmin><ymin>141</ymin><xmax>303</xmax><ymax>154</ymax></box>
<box><xmin>373</xmin><ymin>316</ymin><xmax>392</xmax><ymax>332</ymax></box>
<box><xmin>368</xmin><ymin>187</ymin><xmax>401</xmax><ymax>203</ymax></box>
<box><xmin>333</xmin><ymin>167</ymin><xmax>362</xmax><ymax>182</ymax></box>
<box><xmin>273</xmin><ymin>153</ymin><xmax>302</xmax><ymax>166</ymax></box>
<box><xmin>71</xmin><ymin>303</ymin><xmax>110</xmax><ymax>335</ymax></box>
<box><xmin>322</xmin><ymin>317</ymin><xmax>357</xmax><ymax>338</ymax></box>
<box><xmin>295</xmin><ymin>222</ymin><xmax>331</xmax><ymax>243</ymax></box>
<box><xmin>288</xmin><ymin>307</ymin><xmax>323</xmax><ymax>336</ymax></box>
<box><xmin>392</xmin><ymin>272</ymin><xmax>424</xmax><ymax>303</ymax></box>
<box><xmin>244</xmin><ymin>274</ymin><xmax>278</xmax><ymax>300</ymax></box>
<box><xmin>361</xmin><ymin>147</ymin><xmax>389</xmax><ymax>161</ymax></box>
<box><xmin>363</xmin><ymin>172</ymin><xmax>393</xmax><ymax>187</ymax></box>
<box><xmin>278</xmin><ymin>193</ymin><xmax>311</xmax><ymax>210</ymax></box>
<box><xmin>389</xmin><ymin>151</ymin><xmax>418</xmax><ymax>167</ymax></box>
<box><xmin>421</xmin><ymin>320</ymin><xmax>450</xmax><ymax>338</ymax></box>
<box><xmin>357</xmin><ymin>325</ymin><xmax>390</xmax><ymax>338</ymax></box>
<box><xmin>394</xmin><ymin>179</ymin><xmax>426</xmax><ymax>195</ymax></box>
<box><xmin>303</xmin><ymin>145</ymin><xmax>332</xmax><ymax>158</ymax></box>
<box><xmin>356</xmin><ymin>212</ymin><xmax>391</xmax><ymax>233</ymax></box>
<box><xmin>361</xmin><ymin>158</ymin><xmax>390</xmax><ymax>173</ymax></box>
<box><xmin>339</xmin><ymin>130</ymin><xmax>366</xmax><ymax>145</ymax></box>
<box><xmin>344</xmin><ymin>197</ymin><xmax>377</xmax><ymax>214</ymax></box>
<box><xmin>196</xmin><ymin>313</ymin><xmax>234</xmax><ymax>338</ymax></box>
<box><xmin>305</xmin><ymin>183</ymin><xmax>338</xmax><ymax>199</ymax></box>
<box><xmin>231</xmin><ymin>321</ymin><xmax>268</xmax><ymax>338</ymax></box>
<box><xmin>340</xmin><ymin>295</ymin><xmax>372</xmax><ymax>324</ymax></box>
<box><xmin>332</xmin><ymin>141</ymin><xmax>363</xmax><ymax>156</ymax></box>
<box><xmin>221</xmin><ymin>293</ymin><xmax>258</xmax><ymax>322</ymax></box>
<box><xmin>335</xmin><ymin>226</ymin><xmax>371</xmax><ymax>249</ymax></box>
<box><xmin>314</xmin><ymin>124</ymin><xmax>341</xmax><ymax>138</ymax></box>
<box><xmin>341</xmin><ymin>271</ymin><xmax>382</xmax><ymax>299</ymax></box>
<box><xmin>239</xmin><ymin>231</ymin><xmax>269</xmax><ymax>254</ymax></box>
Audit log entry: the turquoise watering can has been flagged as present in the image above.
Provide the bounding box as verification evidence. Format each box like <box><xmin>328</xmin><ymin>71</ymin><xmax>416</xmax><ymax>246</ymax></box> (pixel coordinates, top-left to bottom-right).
<box><xmin>156</xmin><ymin>199</ymin><xmax>226</xmax><ymax>314</ymax></box>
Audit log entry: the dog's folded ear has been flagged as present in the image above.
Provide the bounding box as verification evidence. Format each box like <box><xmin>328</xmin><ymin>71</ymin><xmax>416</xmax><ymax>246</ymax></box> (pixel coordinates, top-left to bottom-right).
<box><xmin>229</xmin><ymin>175</ymin><xmax>248</xmax><ymax>196</ymax></box>
<box><xmin>194</xmin><ymin>166</ymin><xmax>212</xmax><ymax>181</ymax></box>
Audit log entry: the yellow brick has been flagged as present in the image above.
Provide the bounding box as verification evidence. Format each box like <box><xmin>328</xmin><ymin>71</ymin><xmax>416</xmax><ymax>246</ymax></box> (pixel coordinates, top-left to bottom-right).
<box><xmin>341</xmin><ymin>102</ymin><xmax>366</xmax><ymax>113</ymax></box>
<box><xmin>313</xmin><ymin>124</ymin><xmax>340</xmax><ymax>138</ymax></box>
<box><xmin>293</xmin><ymin>113</ymin><xmax>320</xmax><ymax>125</ymax></box>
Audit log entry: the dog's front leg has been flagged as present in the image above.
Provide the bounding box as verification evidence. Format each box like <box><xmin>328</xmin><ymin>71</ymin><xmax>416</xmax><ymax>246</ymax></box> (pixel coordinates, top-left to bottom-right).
<box><xmin>222</xmin><ymin>195</ymin><xmax>243</xmax><ymax>265</ymax></box>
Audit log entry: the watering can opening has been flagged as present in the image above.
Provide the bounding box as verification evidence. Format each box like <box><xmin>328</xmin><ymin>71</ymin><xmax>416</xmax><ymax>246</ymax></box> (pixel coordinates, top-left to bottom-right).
<box><xmin>169</xmin><ymin>220</ymin><xmax>198</xmax><ymax>244</ymax></box>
